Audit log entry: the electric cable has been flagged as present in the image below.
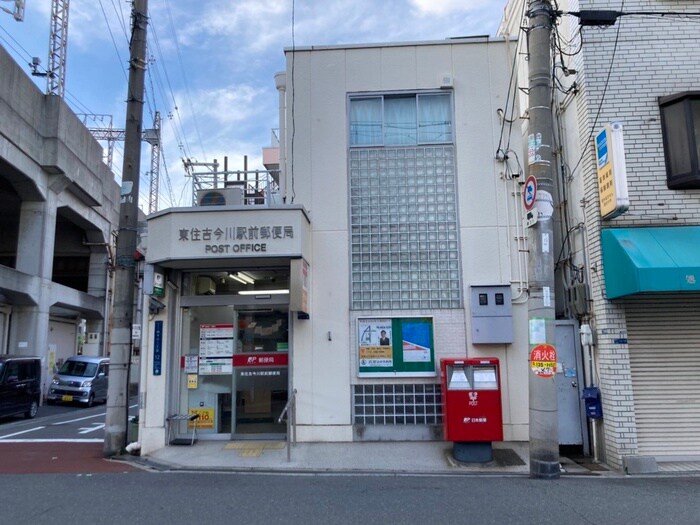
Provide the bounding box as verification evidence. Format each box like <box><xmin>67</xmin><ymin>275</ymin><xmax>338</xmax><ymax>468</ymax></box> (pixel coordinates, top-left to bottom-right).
<box><xmin>564</xmin><ymin>0</ymin><xmax>625</xmax><ymax>181</ymax></box>
<box><xmin>164</xmin><ymin>0</ymin><xmax>207</xmax><ymax>161</ymax></box>
<box><xmin>495</xmin><ymin>4</ymin><xmax>525</xmax><ymax>162</ymax></box>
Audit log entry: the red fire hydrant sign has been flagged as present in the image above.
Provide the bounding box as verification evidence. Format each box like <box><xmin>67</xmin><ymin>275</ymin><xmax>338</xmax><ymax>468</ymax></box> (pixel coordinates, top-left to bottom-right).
<box><xmin>530</xmin><ymin>343</ymin><xmax>557</xmax><ymax>378</ymax></box>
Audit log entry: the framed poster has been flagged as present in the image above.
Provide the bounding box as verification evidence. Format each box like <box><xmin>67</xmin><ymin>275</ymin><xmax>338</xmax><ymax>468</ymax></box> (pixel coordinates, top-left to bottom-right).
<box><xmin>358</xmin><ymin>317</ymin><xmax>435</xmax><ymax>377</ymax></box>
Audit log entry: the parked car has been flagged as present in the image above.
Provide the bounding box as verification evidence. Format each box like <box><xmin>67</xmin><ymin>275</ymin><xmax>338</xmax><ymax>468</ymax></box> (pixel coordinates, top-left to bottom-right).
<box><xmin>47</xmin><ymin>356</ymin><xmax>109</xmax><ymax>407</ymax></box>
<box><xmin>0</xmin><ymin>355</ymin><xmax>41</xmax><ymax>419</ymax></box>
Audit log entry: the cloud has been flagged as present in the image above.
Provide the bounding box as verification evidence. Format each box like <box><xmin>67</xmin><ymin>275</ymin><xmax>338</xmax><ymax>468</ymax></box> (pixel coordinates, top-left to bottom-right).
<box><xmin>191</xmin><ymin>85</ymin><xmax>260</xmax><ymax>123</ymax></box>
<box><xmin>409</xmin><ymin>0</ymin><xmax>491</xmax><ymax>16</ymax></box>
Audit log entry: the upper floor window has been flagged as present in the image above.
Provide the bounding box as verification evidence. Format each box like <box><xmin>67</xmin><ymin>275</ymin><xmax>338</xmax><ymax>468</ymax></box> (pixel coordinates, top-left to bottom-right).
<box><xmin>349</xmin><ymin>93</ymin><xmax>452</xmax><ymax>146</ymax></box>
<box><xmin>659</xmin><ymin>91</ymin><xmax>700</xmax><ymax>189</ymax></box>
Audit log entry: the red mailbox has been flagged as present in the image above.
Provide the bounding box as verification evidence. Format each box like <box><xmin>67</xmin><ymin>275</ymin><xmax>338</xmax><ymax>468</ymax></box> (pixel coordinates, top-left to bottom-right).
<box><xmin>440</xmin><ymin>357</ymin><xmax>503</xmax><ymax>462</ymax></box>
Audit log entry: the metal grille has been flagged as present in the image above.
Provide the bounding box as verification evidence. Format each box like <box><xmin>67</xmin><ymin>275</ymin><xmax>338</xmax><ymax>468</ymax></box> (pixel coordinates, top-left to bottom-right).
<box><xmin>349</xmin><ymin>145</ymin><xmax>461</xmax><ymax>310</ymax></box>
<box><xmin>353</xmin><ymin>384</ymin><xmax>442</xmax><ymax>425</ymax></box>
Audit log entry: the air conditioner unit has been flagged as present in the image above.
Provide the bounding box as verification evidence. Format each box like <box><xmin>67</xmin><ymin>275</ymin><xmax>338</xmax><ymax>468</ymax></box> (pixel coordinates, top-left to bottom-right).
<box><xmin>440</xmin><ymin>74</ymin><xmax>454</xmax><ymax>89</ymax></box>
<box><xmin>196</xmin><ymin>187</ymin><xmax>243</xmax><ymax>206</ymax></box>
<box><xmin>195</xmin><ymin>276</ymin><xmax>216</xmax><ymax>295</ymax></box>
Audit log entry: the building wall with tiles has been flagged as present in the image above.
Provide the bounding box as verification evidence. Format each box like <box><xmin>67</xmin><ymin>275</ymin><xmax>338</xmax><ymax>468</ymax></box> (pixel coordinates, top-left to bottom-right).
<box><xmin>286</xmin><ymin>38</ymin><xmax>530</xmax><ymax>442</ymax></box>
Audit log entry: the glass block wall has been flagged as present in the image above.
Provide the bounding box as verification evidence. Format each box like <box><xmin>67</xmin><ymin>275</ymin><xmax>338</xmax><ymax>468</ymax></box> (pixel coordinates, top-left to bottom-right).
<box><xmin>353</xmin><ymin>384</ymin><xmax>442</xmax><ymax>425</ymax></box>
<box><xmin>349</xmin><ymin>146</ymin><xmax>462</xmax><ymax>310</ymax></box>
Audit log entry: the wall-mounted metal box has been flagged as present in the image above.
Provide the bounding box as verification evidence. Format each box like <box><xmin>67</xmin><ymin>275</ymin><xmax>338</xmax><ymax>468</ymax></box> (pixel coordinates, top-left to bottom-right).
<box><xmin>470</xmin><ymin>285</ymin><xmax>513</xmax><ymax>344</ymax></box>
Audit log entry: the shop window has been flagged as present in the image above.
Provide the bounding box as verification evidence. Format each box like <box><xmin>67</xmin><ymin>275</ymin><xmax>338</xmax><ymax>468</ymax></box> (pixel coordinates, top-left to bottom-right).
<box><xmin>658</xmin><ymin>91</ymin><xmax>700</xmax><ymax>189</ymax></box>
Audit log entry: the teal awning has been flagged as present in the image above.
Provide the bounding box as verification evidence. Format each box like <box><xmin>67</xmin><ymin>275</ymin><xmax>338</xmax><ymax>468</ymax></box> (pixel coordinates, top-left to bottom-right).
<box><xmin>601</xmin><ymin>226</ymin><xmax>700</xmax><ymax>299</ymax></box>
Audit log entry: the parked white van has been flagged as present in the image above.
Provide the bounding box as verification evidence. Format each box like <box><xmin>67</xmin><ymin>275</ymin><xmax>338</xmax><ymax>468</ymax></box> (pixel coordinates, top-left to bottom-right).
<box><xmin>47</xmin><ymin>356</ymin><xmax>109</xmax><ymax>408</ymax></box>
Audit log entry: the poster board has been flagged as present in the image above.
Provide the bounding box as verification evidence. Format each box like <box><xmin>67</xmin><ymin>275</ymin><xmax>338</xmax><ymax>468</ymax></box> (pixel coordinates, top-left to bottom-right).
<box><xmin>358</xmin><ymin>317</ymin><xmax>435</xmax><ymax>377</ymax></box>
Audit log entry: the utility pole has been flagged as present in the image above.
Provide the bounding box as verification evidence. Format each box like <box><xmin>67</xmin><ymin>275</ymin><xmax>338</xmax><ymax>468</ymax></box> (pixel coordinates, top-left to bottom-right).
<box><xmin>104</xmin><ymin>0</ymin><xmax>148</xmax><ymax>457</ymax></box>
<box><xmin>526</xmin><ymin>0</ymin><xmax>559</xmax><ymax>479</ymax></box>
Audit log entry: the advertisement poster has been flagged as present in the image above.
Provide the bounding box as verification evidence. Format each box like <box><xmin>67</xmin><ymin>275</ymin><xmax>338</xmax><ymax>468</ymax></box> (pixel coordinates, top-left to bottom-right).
<box><xmin>187</xmin><ymin>407</ymin><xmax>214</xmax><ymax>429</ymax></box>
<box><xmin>358</xmin><ymin>317</ymin><xmax>435</xmax><ymax>377</ymax></box>
<box><xmin>358</xmin><ymin>318</ymin><xmax>393</xmax><ymax>368</ymax></box>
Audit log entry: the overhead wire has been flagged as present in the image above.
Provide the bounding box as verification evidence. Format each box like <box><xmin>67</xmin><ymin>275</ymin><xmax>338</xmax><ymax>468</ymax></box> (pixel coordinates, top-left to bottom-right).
<box><xmin>0</xmin><ymin>22</ymin><xmax>96</xmax><ymax>116</ymax></box>
<box><xmin>147</xmin><ymin>15</ymin><xmax>195</xmax><ymax>206</ymax></box>
<box><xmin>148</xmin><ymin>20</ymin><xmax>192</xmax><ymax>160</ymax></box>
<box><xmin>108</xmin><ymin>0</ymin><xmax>130</xmax><ymax>43</ymax></box>
<box><xmin>163</xmin><ymin>0</ymin><xmax>207</xmax><ymax>160</ymax></box>
<box><xmin>561</xmin><ymin>0</ymin><xmax>625</xmax><ymax>182</ymax></box>
<box><xmin>98</xmin><ymin>0</ymin><xmax>128</xmax><ymax>84</ymax></box>
<box><xmin>494</xmin><ymin>14</ymin><xmax>523</xmax><ymax>168</ymax></box>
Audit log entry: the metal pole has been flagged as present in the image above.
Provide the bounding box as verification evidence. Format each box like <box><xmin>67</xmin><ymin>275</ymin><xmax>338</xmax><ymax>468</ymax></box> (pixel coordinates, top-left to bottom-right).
<box><xmin>526</xmin><ymin>0</ymin><xmax>559</xmax><ymax>479</ymax></box>
<box><xmin>104</xmin><ymin>0</ymin><xmax>148</xmax><ymax>457</ymax></box>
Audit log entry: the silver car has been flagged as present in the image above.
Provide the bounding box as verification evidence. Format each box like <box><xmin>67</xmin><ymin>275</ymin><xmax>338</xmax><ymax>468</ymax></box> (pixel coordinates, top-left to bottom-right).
<box><xmin>47</xmin><ymin>356</ymin><xmax>109</xmax><ymax>407</ymax></box>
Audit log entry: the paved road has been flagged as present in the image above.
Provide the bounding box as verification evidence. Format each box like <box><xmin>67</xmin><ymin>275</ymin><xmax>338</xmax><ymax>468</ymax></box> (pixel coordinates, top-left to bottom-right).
<box><xmin>0</xmin><ymin>471</ymin><xmax>699</xmax><ymax>524</ymax></box>
<box><xmin>0</xmin><ymin>400</ymin><xmax>139</xmax><ymax>474</ymax></box>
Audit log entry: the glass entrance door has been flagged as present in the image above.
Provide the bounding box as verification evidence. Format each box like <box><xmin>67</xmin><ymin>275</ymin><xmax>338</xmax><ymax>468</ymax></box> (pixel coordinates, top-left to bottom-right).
<box><xmin>232</xmin><ymin>308</ymin><xmax>289</xmax><ymax>438</ymax></box>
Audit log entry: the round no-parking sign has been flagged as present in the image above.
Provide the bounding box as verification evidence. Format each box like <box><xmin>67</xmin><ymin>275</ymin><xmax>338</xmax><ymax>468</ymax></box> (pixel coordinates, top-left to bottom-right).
<box><xmin>523</xmin><ymin>175</ymin><xmax>537</xmax><ymax>211</ymax></box>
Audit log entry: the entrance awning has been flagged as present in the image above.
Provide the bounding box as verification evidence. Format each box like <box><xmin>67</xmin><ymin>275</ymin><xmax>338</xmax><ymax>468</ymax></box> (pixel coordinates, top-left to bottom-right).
<box><xmin>601</xmin><ymin>226</ymin><xmax>700</xmax><ymax>299</ymax></box>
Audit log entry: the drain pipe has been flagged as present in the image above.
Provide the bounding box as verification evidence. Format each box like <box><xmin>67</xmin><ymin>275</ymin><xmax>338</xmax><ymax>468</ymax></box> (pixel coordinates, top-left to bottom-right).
<box><xmin>275</xmin><ymin>71</ymin><xmax>287</xmax><ymax>203</ymax></box>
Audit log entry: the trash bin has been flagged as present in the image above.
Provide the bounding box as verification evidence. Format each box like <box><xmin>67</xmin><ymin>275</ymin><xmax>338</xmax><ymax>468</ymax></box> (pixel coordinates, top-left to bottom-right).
<box><xmin>440</xmin><ymin>357</ymin><xmax>503</xmax><ymax>462</ymax></box>
<box><xmin>128</xmin><ymin>416</ymin><xmax>139</xmax><ymax>442</ymax></box>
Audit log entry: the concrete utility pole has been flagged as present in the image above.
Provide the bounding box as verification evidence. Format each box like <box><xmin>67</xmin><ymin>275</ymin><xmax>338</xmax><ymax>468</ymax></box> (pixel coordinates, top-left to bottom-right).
<box><xmin>104</xmin><ymin>0</ymin><xmax>148</xmax><ymax>457</ymax></box>
<box><xmin>526</xmin><ymin>0</ymin><xmax>559</xmax><ymax>479</ymax></box>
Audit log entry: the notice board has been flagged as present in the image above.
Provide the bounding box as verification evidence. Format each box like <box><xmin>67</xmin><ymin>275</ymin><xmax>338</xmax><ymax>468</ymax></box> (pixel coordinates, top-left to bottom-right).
<box><xmin>357</xmin><ymin>317</ymin><xmax>435</xmax><ymax>377</ymax></box>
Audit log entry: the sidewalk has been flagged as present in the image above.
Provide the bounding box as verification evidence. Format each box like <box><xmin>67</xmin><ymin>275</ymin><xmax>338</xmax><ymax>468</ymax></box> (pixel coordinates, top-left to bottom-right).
<box><xmin>128</xmin><ymin>440</ymin><xmax>607</xmax><ymax>476</ymax></box>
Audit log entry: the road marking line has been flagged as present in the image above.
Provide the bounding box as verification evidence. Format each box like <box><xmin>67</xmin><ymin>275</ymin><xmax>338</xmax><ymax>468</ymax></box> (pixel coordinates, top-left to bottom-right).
<box><xmin>50</xmin><ymin>404</ymin><xmax>138</xmax><ymax>426</ymax></box>
<box><xmin>0</xmin><ymin>438</ymin><xmax>103</xmax><ymax>443</ymax></box>
<box><xmin>0</xmin><ymin>426</ymin><xmax>46</xmax><ymax>439</ymax></box>
<box><xmin>51</xmin><ymin>412</ymin><xmax>106</xmax><ymax>425</ymax></box>
<box><xmin>78</xmin><ymin>423</ymin><xmax>106</xmax><ymax>434</ymax></box>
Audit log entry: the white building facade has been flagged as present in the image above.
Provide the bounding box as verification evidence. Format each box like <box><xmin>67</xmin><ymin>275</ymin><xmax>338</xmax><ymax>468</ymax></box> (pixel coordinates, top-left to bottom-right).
<box><xmin>137</xmin><ymin>37</ymin><xmax>569</xmax><ymax>455</ymax></box>
<box><xmin>501</xmin><ymin>0</ymin><xmax>700</xmax><ymax>471</ymax></box>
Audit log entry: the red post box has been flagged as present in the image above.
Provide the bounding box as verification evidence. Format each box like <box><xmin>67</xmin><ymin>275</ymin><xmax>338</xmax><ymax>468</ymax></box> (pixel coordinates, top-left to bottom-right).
<box><xmin>440</xmin><ymin>357</ymin><xmax>503</xmax><ymax>462</ymax></box>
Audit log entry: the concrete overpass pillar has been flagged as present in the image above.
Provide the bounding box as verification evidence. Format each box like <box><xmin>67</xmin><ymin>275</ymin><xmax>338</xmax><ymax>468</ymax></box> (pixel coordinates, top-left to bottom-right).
<box><xmin>16</xmin><ymin>200</ymin><xmax>56</xmax><ymax>279</ymax></box>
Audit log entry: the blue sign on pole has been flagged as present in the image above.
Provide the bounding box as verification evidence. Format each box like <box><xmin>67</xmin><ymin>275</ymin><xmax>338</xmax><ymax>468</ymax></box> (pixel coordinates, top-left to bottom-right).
<box><xmin>153</xmin><ymin>320</ymin><xmax>163</xmax><ymax>376</ymax></box>
<box><xmin>595</xmin><ymin>128</ymin><xmax>609</xmax><ymax>168</ymax></box>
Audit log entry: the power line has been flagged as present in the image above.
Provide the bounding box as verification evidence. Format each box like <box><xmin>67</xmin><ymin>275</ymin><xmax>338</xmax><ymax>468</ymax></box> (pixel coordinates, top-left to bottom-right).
<box><xmin>98</xmin><ymin>0</ymin><xmax>128</xmax><ymax>83</ymax></box>
<box><xmin>163</xmin><ymin>0</ymin><xmax>207</xmax><ymax>160</ymax></box>
<box><xmin>563</xmin><ymin>1</ymin><xmax>625</xmax><ymax>181</ymax></box>
<box><xmin>148</xmin><ymin>18</ymin><xmax>193</xmax><ymax>160</ymax></box>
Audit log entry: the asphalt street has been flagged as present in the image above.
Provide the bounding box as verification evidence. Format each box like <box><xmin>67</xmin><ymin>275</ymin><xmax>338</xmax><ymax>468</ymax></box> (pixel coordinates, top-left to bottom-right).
<box><xmin>0</xmin><ymin>471</ymin><xmax>699</xmax><ymax>525</ymax></box>
<box><xmin>0</xmin><ymin>399</ymin><xmax>139</xmax><ymax>474</ymax></box>
<box><xmin>2</xmin><ymin>404</ymin><xmax>700</xmax><ymax>525</ymax></box>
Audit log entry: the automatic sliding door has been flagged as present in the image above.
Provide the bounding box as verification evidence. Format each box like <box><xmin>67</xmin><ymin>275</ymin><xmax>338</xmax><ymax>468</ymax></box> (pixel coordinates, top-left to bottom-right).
<box><xmin>232</xmin><ymin>309</ymin><xmax>289</xmax><ymax>438</ymax></box>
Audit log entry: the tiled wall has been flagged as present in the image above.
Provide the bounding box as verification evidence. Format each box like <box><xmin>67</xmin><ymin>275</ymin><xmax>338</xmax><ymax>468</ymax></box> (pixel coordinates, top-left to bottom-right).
<box><xmin>349</xmin><ymin>145</ymin><xmax>461</xmax><ymax>310</ymax></box>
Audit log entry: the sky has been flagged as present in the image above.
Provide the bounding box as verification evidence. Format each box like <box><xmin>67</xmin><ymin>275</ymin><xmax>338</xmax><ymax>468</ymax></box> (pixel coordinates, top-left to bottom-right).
<box><xmin>0</xmin><ymin>0</ymin><xmax>508</xmax><ymax>211</ymax></box>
